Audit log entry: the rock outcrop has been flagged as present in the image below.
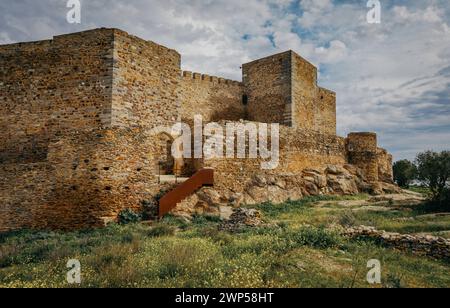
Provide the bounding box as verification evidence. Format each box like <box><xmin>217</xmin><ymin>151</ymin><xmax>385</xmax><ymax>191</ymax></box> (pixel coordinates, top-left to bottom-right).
<box><xmin>173</xmin><ymin>164</ymin><xmax>402</xmax><ymax>218</ymax></box>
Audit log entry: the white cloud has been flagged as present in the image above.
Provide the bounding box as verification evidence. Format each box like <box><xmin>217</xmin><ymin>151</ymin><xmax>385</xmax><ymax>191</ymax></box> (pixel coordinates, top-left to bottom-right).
<box><xmin>315</xmin><ymin>40</ymin><xmax>348</xmax><ymax>63</ymax></box>
<box><xmin>273</xmin><ymin>31</ymin><xmax>303</xmax><ymax>51</ymax></box>
<box><xmin>393</xmin><ymin>5</ymin><xmax>444</xmax><ymax>23</ymax></box>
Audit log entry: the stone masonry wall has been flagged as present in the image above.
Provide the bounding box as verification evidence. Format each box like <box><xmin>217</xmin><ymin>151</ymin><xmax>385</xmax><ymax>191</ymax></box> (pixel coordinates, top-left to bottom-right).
<box><xmin>291</xmin><ymin>53</ymin><xmax>336</xmax><ymax>134</ymax></box>
<box><xmin>0</xmin><ymin>128</ymin><xmax>171</xmax><ymax>231</ymax></box>
<box><xmin>111</xmin><ymin>29</ymin><xmax>181</xmax><ymax>130</ymax></box>
<box><xmin>180</xmin><ymin>71</ymin><xmax>245</xmax><ymax>123</ymax></box>
<box><xmin>344</xmin><ymin>226</ymin><xmax>450</xmax><ymax>260</ymax></box>
<box><xmin>316</xmin><ymin>87</ymin><xmax>337</xmax><ymax>135</ymax></box>
<box><xmin>0</xmin><ymin>29</ymin><xmax>115</xmax><ymax>164</ymax></box>
<box><xmin>347</xmin><ymin>132</ymin><xmax>379</xmax><ymax>182</ymax></box>
<box><xmin>201</xmin><ymin>122</ymin><xmax>347</xmax><ymax>193</ymax></box>
<box><xmin>0</xmin><ymin>163</ymin><xmax>53</xmax><ymax>232</ymax></box>
<box><xmin>377</xmin><ymin>148</ymin><xmax>394</xmax><ymax>183</ymax></box>
<box><xmin>291</xmin><ymin>52</ymin><xmax>317</xmax><ymax>130</ymax></box>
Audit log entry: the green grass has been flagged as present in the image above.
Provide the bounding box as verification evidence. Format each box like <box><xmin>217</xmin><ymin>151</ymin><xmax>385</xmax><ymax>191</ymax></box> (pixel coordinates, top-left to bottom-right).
<box><xmin>407</xmin><ymin>186</ymin><xmax>432</xmax><ymax>196</ymax></box>
<box><xmin>0</xmin><ymin>195</ymin><xmax>449</xmax><ymax>288</ymax></box>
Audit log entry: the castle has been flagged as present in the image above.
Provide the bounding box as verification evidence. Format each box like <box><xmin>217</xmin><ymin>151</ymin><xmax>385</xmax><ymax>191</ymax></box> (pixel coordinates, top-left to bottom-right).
<box><xmin>0</xmin><ymin>28</ymin><xmax>396</xmax><ymax>231</ymax></box>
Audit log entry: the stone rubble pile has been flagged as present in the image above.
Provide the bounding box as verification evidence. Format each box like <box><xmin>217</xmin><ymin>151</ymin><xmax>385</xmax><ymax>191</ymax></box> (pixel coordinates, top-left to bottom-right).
<box><xmin>343</xmin><ymin>225</ymin><xmax>450</xmax><ymax>260</ymax></box>
<box><xmin>219</xmin><ymin>208</ymin><xmax>264</xmax><ymax>232</ymax></box>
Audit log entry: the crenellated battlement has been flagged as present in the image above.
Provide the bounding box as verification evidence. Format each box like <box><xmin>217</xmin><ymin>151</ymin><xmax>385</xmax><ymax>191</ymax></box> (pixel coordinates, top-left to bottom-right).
<box><xmin>181</xmin><ymin>71</ymin><xmax>241</xmax><ymax>86</ymax></box>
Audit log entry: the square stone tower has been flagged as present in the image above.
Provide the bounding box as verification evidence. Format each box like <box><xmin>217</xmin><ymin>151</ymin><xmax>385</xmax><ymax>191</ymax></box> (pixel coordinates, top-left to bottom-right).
<box><xmin>242</xmin><ymin>50</ymin><xmax>336</xmax><ymax>135</ymax></box>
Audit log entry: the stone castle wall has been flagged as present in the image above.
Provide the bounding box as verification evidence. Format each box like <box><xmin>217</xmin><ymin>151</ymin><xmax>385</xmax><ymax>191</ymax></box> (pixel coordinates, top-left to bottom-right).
<box><xmin>111</xmin><ymin>30</ymin><xmax>181</xmax><ymax>130</ymax></box>
<box><xmin>377</xmin><ymin>148</ymin><xmax>394</xmax><ymax>183</ymax></box>
<box><xmin>0</xmin><ymin>29</ymin><xmax>183</xmax><ymax>231</ymax></box>
<box><xmin>0</xmin><ymin>128</ymin><xmax>171</xmax><ymax>231</ymax></box>
<box><xmin>180</xmin><ymin>71</ymin><xmax>245</xmax><ymax>123</ymax></box>
<box><xmin>291</xmin><ymin>53</ymin><xmax>336</xmax><ymax>135</ymax></box>
<box><xmin>291</xmin><ymin>52</ymin><xmax>317</xmax><ymax>130</ymax></box>
<box><xmin>0</xmin><ymin>29</ymin><xmax>115</xmax><ymax>164</ymax></box>
<box><xmin>0</xmin><ymin>163</ymin><xmax>53</xmax><ymax>232</ymax></box>
<box><xmin>201</xmin><ymin>123</ymin><xmax>348</xmax><ymax>193</ymax></box>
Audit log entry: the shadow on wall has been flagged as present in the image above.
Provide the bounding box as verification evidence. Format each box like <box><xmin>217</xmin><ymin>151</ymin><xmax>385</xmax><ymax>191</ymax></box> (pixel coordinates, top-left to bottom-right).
<box><xmin>0</xmin><ymin>132</ymin><xmax>49</xmax><ymax>164</ymax></box>
<box><xmin>209</xmin><ymin>95</ymin><xmax>248</xmax><ymax>123</ymax></box>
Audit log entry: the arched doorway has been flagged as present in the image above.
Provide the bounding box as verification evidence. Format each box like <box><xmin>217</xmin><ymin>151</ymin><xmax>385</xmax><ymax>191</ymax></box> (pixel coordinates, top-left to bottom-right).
<box><xmin>155</xmin><ymin>132</ymin><xmax>184</xmax><ymax>177</ymax></box>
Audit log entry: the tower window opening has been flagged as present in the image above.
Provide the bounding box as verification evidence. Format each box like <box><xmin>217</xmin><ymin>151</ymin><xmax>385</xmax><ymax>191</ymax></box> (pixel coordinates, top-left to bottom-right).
<box><xmin>242</xmin><ymin>94</ymin><xmax>248</xmax><ymax>106</ymax></box>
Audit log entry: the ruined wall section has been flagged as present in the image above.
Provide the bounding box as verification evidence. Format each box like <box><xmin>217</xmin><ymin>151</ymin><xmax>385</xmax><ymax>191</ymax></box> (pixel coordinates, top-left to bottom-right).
<box><xmin>377</xmin><ymin>148</ymin><xmax>394</xmax><ymax>183</ymax></box>
<box><xmin>180</xmin><ymin>71</ymin><xmax>245</xmax><ymax>123</ymax></box>
<box><xmin>111</xmin><ymin>30</ymin><xmax>181</xmax><ymax>130</ymax></box>
<box><xmin>242</xmin><ymin>51</ymin><xmax>292</xmax><ymax>125</ymax></box>
<box><xmin>347</xmin><ymin>133</ymin><xmax>379</xmax><ymax>182</ymax></box>
<box><xmin>0</xmin><ymin>29</ymin><xmax>115</xmax><ymax>164</ymax></box>
<box><xmin>281</xmin><ymin>128</ymin><xmax>347</xmax><ymax>173</ymax></box>
<box><xmin>201</xmin><ymin>122</ymin><xmax>347</xmax><ymax>193</ymax></box>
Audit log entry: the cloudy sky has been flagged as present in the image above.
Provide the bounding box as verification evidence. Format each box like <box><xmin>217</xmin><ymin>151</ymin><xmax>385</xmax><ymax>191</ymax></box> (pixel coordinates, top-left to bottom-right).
<box><xmin>1</xmin><ymin>0</ymin><xmax>449</xmax><ymax>161</ymax></box>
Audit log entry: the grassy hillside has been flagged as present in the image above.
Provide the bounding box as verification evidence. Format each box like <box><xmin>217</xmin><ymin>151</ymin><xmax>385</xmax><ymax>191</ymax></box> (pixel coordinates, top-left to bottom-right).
<box><xmin>0</xmin><ymin>195</ymin><xmax>449</xmax><ymax>288</ymax></box>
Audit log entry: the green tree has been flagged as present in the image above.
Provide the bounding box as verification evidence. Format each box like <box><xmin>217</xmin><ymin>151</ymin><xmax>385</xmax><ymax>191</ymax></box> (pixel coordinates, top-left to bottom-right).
<box><xmin>393</xmin><ymin>159</ymin><xmax>417</xmax><ymax>188</ymax></box>
<box><xmin>416</xmin><ymin>151</ymin><xmax>450</xmax><ymax>201</ymax></box>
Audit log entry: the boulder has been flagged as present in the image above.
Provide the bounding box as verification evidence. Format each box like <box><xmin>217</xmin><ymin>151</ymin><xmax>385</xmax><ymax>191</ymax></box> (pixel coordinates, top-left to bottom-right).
<box><xmin>327</xmin><ymin>176</ymin><xmax>359</xmax><ymax>195</ymax></box>
<box><xmin>267</xmin><ymin>185</ymin><xmax>290</xmax><ymax>203</ymax></box>
<box><xmin>246</xmin><ymin>186</ymin><xmax>269</xmax><ymax>204</ymax></box>
<box><xmin>229</xmin><ymin>192</ymin><xmax>244</xmax><ymax>207</ymax></box>
<box><xmin>304</xmin><ymin>181</ymin><xmax>320</xmax><ymax>195</ymax></box>
<box><xmin>343</xmin><ymin>164</ymin><xmax>358</xmax><ymax>175</ymax></box>
<box><xmin>302</xmin><ymin>168</ymin><xmax>323</xmax><ymax>177</ymax></box>
<box><xmin>197</xmin><ymin>188</ymin><xmax>222</xmax><ymax>206</ymax></box>
<box><xmin>253</xmin><ymin>174</ymin><xmax>267</xmax><ymax>187</ymax></box>
<box><xmin>326</xmin><ymin>165</ymin><xmax>348</xmax><ymax>176</ymax></box>
<box><xmin>314</xmin><ymin>174</ymin><xmax>328</xmax><ymax>188</ymax></box>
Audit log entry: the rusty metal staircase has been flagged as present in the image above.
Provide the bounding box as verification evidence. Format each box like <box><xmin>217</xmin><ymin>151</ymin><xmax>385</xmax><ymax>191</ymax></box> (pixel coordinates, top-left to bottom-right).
<box><xmin>158</xmin><ymin>168</ymin><xmax>214</xmax><ymax>218</ymax></box>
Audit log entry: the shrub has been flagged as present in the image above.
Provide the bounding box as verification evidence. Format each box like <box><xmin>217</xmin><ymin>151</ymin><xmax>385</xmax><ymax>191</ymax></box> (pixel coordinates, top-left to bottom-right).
<box><xmin>192</xmin><ymin>214</ymin><xmax>222</xmax><ymax>225</ymax></box>
<box><xmin>147</xmin><ymin>225</ymin><xmax>176</xmax><ymax>238</ymax></box>
<box><xmin>338</xmin><ymin>210</ymin><xmax>357</xmax><ymax>227</ymax></box>
<box><xmin>199</xmin><ymin>227</ymin><xmax>234</xmax><ymax>245</ymax></box>
<box><xmin>141</xmin><ymin>200</ymin><xmax>158</xmax><ymax>220</ymax></box>
<box><xmin>393</xmin><ymin>160</ymin><xmax>417</xmax><ymax>188</ymax></box>
<box><xmin>426</xmin><ymin>187</ymin><xmax>450</xmax><ymax>212</ymax></box>
<box><xmin>118</xmin><ymin>209</ymin><xmax>142</xmax><ymax>225</ymax></box>
<box><xmin>384</xmin><ymin>273</ymin><xmax>404</xmax><ymax>289</ymax></box>
<box><xmin>290</xmin><ymin>227</ymin><xmax>342</xmax><ymax>249</ymax></box>
<box><xmin>441</xmin><ymin>188</ymin><xmax>450</xmax><ymax>205</ymax></box>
